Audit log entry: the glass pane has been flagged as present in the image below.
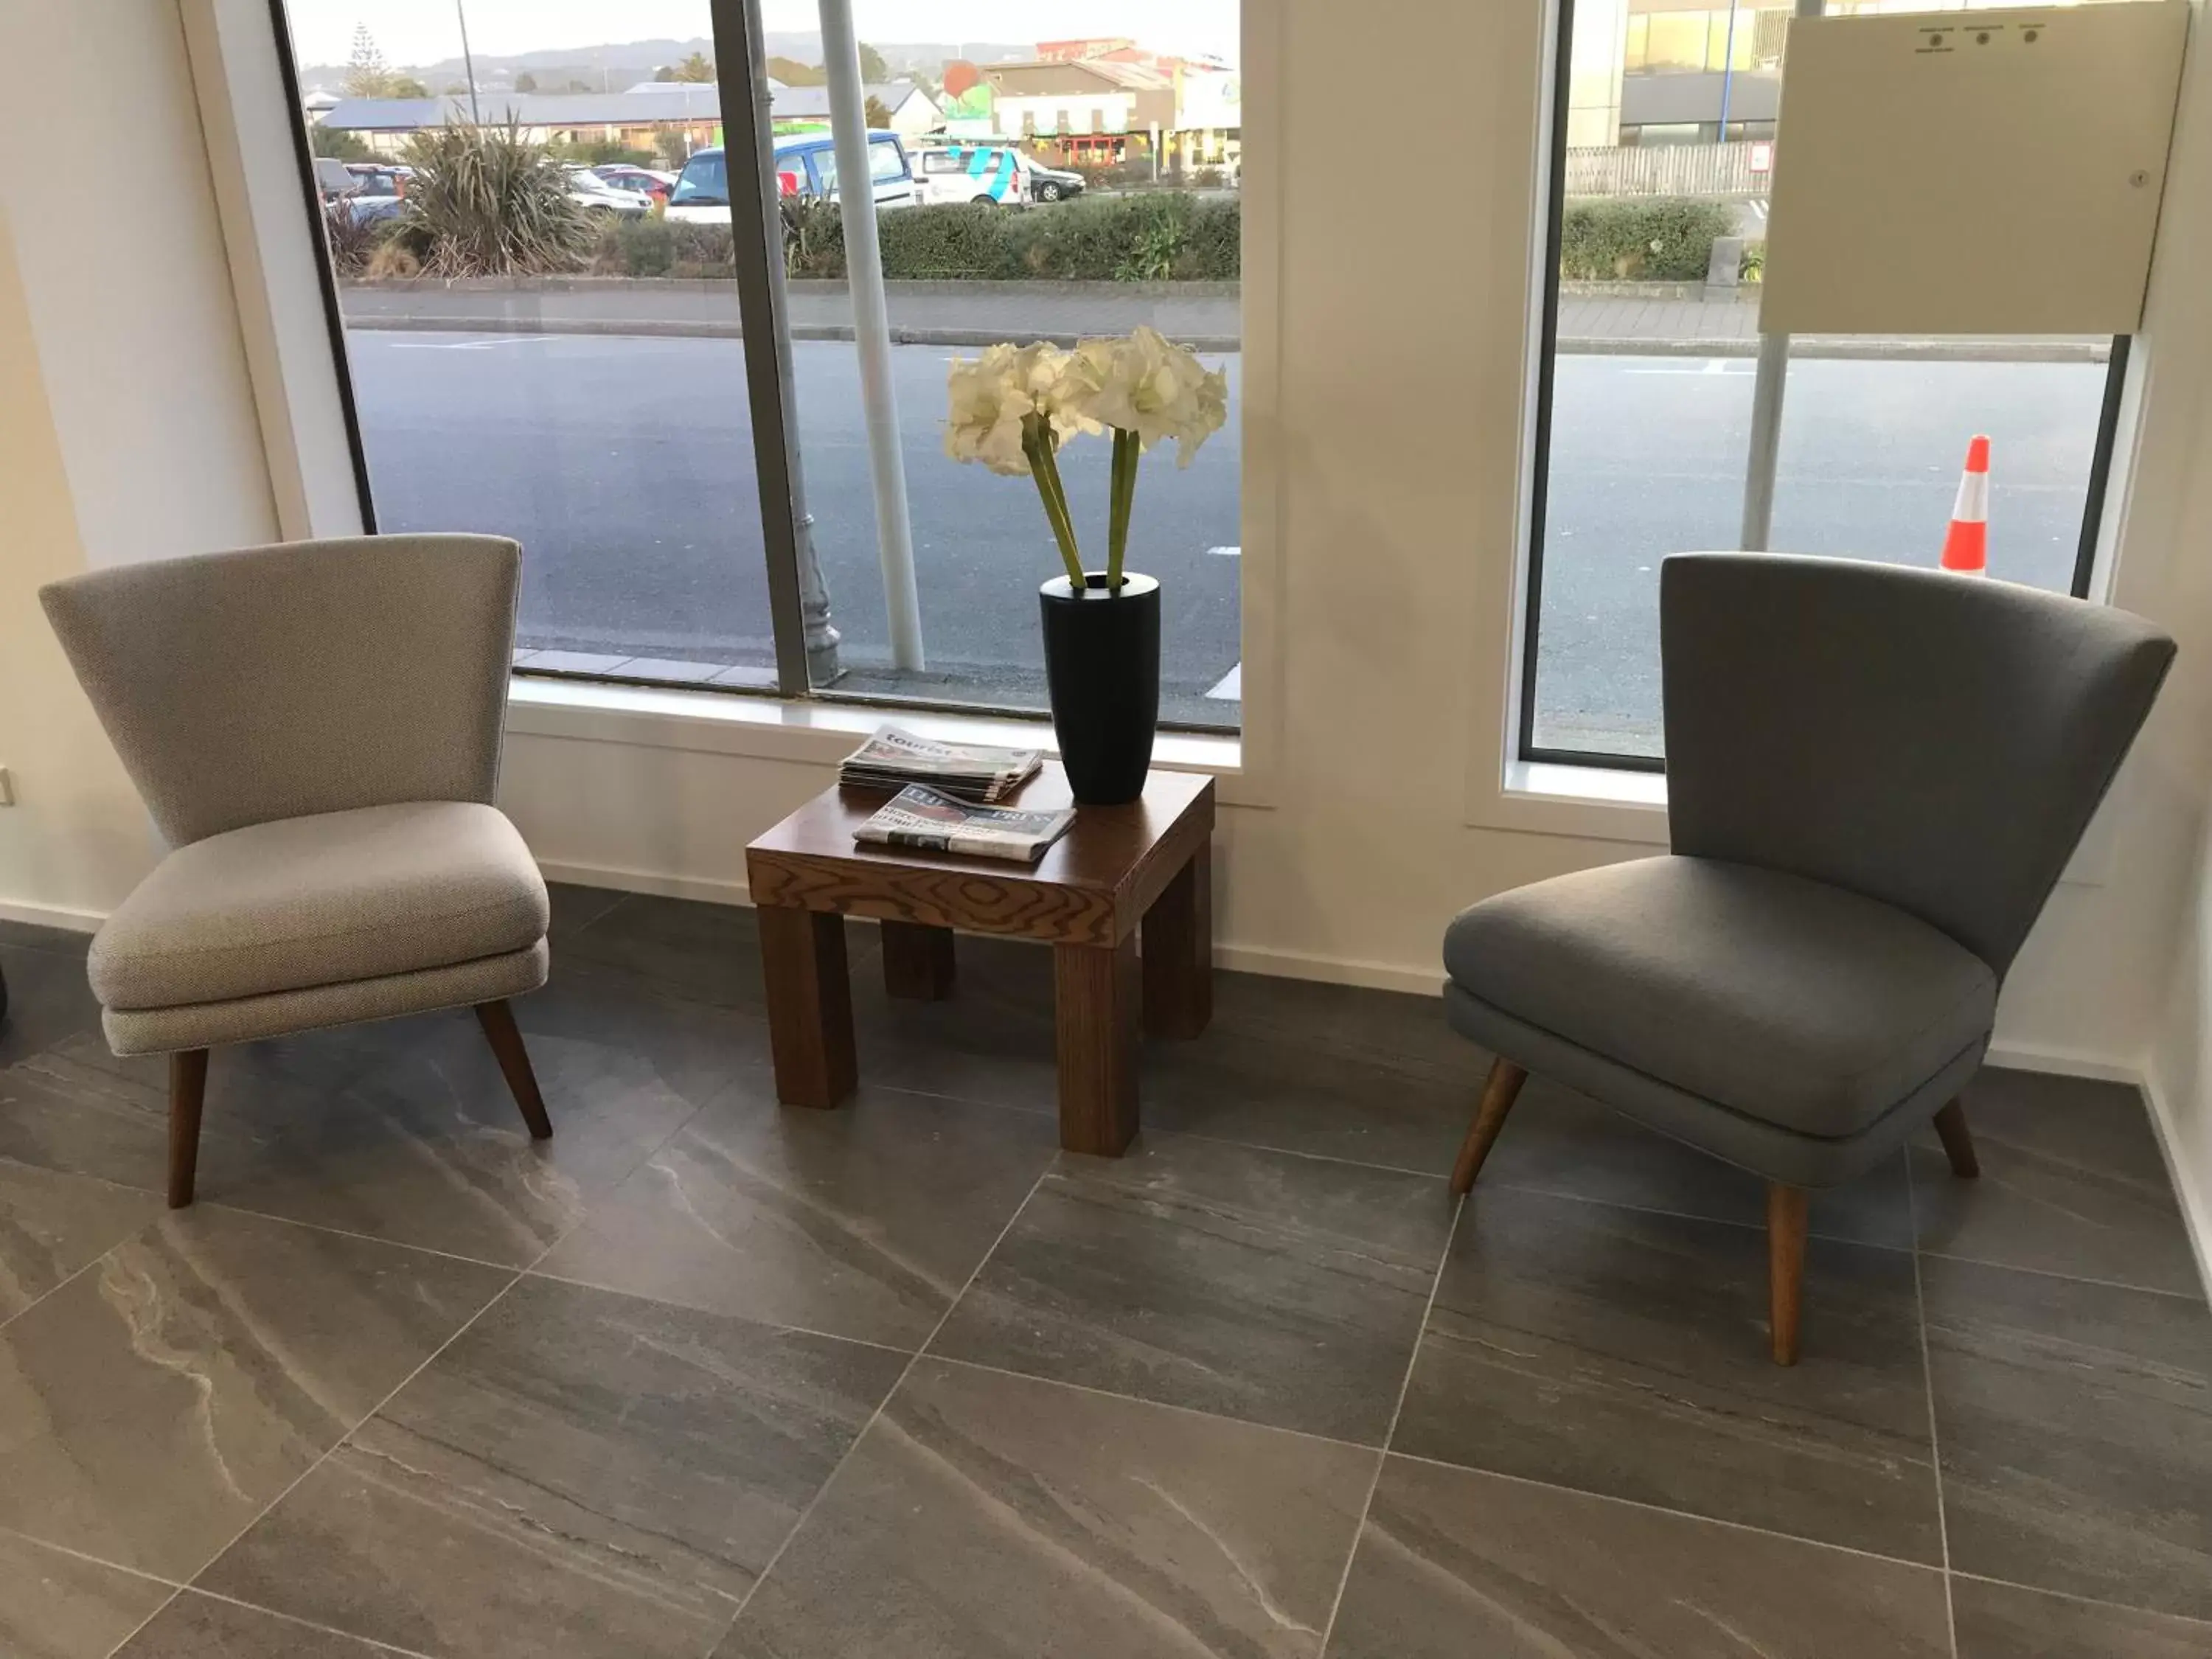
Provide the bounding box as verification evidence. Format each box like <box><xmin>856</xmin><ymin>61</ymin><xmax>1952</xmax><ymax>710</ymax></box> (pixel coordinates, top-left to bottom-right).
<box><xmin>288</xmin><ymin>1</ymin><xmax>780</xmax><ymax>689</ymax></box>
<box><xmin>1531</xmin><ymin>0</ymin><xmax>2121</xmax><ymax>761</ymax></box>
<box><xmin>766</xmin><ymin>2</ymin><xmax>1243</xmax><ymax>728</ymax></box>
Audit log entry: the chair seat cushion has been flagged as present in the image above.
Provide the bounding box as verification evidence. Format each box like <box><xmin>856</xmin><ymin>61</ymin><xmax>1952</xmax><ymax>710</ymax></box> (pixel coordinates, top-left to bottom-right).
<box><xmin>1442</xmin><ymin>855</ymin><xmax>1997</xmax><ymax>1139</ymax></box>
<box><xmin>91</xmin><ymin>802</ymin><xmax>549</xmax><ymax>1012</ymax></box>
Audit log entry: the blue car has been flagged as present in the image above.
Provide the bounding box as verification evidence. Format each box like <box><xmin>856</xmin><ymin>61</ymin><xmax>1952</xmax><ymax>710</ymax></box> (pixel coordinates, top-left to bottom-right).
<box><xmin>666</xmin><ymin>132</ymin><xmax>916</xmax><ymax>223</ymax></box>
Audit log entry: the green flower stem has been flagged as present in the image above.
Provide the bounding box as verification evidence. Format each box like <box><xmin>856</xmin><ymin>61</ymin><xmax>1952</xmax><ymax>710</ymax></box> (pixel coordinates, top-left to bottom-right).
<box><xmin>1106</xmin><ymin>428</ymin><xmax>1140</xmax><ymax>592</ymax></box>
<box><xmin>1023</xmin><ymin>416</ymin><xmax>1086</xmax><ymax>588</ymax></box>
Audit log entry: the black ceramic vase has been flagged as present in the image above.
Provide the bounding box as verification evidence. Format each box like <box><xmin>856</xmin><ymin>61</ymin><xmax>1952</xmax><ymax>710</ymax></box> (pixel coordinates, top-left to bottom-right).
<box><xmin>1040</xmin><ymin>571</ymin><xmax>1161</xmax><ymax>805</ymax></box>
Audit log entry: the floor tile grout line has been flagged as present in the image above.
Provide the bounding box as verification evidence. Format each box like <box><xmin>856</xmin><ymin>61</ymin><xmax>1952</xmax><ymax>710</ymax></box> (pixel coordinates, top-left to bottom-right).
<box><xmin>703</xmin><ymin>1164</ymin><xmax>1059</xmax><ymax>1658</ymax></box>
<box><xmin>1947</xmin><ymin>1569</ymin><xmax>2212</xmax><ymax>1629</ymax></box>
<box><xmin>1908</xmin><ymin>1155</ymin><xmax>1961</xmax><ymax>1659</ymax></box>
<box><xmin>114</xmin><ymin>1214</ymin><xmax>596</xmax><ymax>1659</ymax></box>
<box><xmin>1911</xmin><ymin>1245</ymin><xmax>2211</xmax><ymax>1304</ymax></box>
<box><xmin>0</xmin><ymin>1248</ymin><xmax>111</xmax><ymax>1343</ymax></box>
<box><xmin>0</xmin><ymin>1523</ymin><xmax>186</xmax><ymax>1591</ymax></box>
<box><xmin>922</xmin><ymin>1353</ymin><xmax>1386</xmax><ymax>1458</ymax></box>
<box><xmin>1383</xmin><ymin>1446</ymin><xmax>1952</xmax><ymax>1576</ymax></box>
<box><xmin>1316</xmin><ymin>1191</ymin><xmax>1467</xmax><ymax>1655</ymax></box>
<box><xmin>518</xmin><ymin>1265</ymin><xmax>920</xmax><ymax>1360</ymax></box>
<box><xmin>154</xmin><ymin>1585</ymin><xmax>445</xmax><ymax>1658</ymax></box>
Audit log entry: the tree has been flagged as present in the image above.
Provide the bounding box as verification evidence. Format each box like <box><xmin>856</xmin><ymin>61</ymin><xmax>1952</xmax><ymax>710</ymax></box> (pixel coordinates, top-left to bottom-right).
<box><xmin>514</xmin><ymin>72</ymin><xmax>538</xmax><ymax>92</ymax></box>
<box><xmin>863</xmin><ymin>95</ymin><xmax>894</xmax><ymax>129</ymax></box>
<box><xmin>766</xmin><ymin>55</ymin><xmax>824</xmax><ymax>86</ymax></box>
<box><xmin>309</xmin><ymin>122</ymin><xmax>372</xmax><ymax>161</ymax></box>
<box><xmin>655</xmin><ymin>126</ymin><xmax>695</xmax><ymax>168</ymax></box>
<box><xmin>344</xmin><ymin>24</ymin><xmax>393</xmax><ymax>95</ymax></box>
<box><xmin>858</xmin><ymin>42</ymin><xmax>889</xmax><ymax>82</ymax></box>
<box><xmin>672</xmin><ymin>51</ymin><xmax>714</xmax><ymax>83</ymax></box>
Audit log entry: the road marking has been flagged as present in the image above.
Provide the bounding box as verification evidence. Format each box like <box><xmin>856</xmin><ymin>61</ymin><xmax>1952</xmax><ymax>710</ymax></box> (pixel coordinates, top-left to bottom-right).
<box><xmin>388</xmin><ymin>336</ymin><xmax>556</xmax><ymax>350</ymax></box>
<box><xmin>1206</xmin><ymin>544</ymin><xmax>1240</xmax><ymax>557</ymax></box>
<box><xmin>1626</xmin><ymin>360</ymin><xmax>1753</xmax><ymax>376</ymax></box>
<box><xmin>1206</xmin><ymin>664</ymin><xmax>1242</xmax><ymax>701</ymax></box>
<box><xmin>1748</xmin><ymin>198</ymin><xmax>1770</xmax><ymax>221</ymax></box>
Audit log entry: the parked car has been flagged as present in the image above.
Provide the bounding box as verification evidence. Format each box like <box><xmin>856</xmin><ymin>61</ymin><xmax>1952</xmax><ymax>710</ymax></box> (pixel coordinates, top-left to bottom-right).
<box><xmin>1027</xmin><ymin>161</ymin><xmax>1086</xmax><ymax>204</ymax></box>
<box><xmin>592</xmin><ymin>164</ymin><xmax>677</xmax><ymax>203</ymax></box>
<box><xmin>336</xmin><ymin>162</ymin><xmax>414</xmax><ymax>225</ymax></box>
<box><xmin>566</xmin><ymin>166</ymin><xmax>651</xmax><ymax>217</ymax></box>
<box><xmin>665</xmin><ymin>133</ymin><xmax>915</xmax><ymax>223</ymax></box>
<box><xmin>911</xmin><ymin>143</ymin><xmax>1028</xmax><ymax>206</ymax></box>
<box><xmin>313</xmin><ymin>155</ymin><xmax>359</xmax><ymax>201</ymax></box>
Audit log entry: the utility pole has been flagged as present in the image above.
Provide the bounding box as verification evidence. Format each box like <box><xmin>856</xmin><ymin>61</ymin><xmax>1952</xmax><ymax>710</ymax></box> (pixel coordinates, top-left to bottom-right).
<box><xmin>454</xmin><ymin>0</ymin><xmax>481</xmax><ymax>122</ymax></box>
<box><xmin>820</xmin><ymin>0</ymin><xmax>925</xmax><ymax>670</ymax></box>
<box><xmin>1739</xmin><ymin>0</ymin><xmax>1821</xmax><ymax>551</ymax></box>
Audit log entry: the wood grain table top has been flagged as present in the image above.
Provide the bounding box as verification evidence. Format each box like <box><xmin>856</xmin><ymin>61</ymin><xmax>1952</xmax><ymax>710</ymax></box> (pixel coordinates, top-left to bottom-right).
<box><xmin>746</xmin><ymin>765</ymin><xmax>1215</xmax><ymax>947</ymax></box>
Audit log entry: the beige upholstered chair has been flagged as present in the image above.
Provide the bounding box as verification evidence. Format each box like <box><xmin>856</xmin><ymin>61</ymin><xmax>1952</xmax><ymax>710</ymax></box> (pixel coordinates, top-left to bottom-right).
<box><xmin>41</xmin><ymin>534</ymin><xmax>554</xmax><ymax>1208</ymax></box>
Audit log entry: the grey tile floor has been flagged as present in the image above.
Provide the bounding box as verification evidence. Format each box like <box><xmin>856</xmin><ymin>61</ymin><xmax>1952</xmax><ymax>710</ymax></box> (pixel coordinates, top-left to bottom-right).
<box><xmin>0</xmin><ymin>888</ymin><xmax>2206</xmax><ymax>1658</ymax></box>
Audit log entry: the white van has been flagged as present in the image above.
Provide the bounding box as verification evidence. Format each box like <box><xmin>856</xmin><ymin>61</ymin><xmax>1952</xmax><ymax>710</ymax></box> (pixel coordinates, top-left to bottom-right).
<box><xmin>911</xmin><ymin>144</ymin><xmax>1028</xmax><ymax>206</ymax></box>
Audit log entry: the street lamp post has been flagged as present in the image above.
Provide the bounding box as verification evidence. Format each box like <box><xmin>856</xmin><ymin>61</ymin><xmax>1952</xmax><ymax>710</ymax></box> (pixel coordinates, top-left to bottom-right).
<box><xmin>454</xmin><ymin>1</ymin><xmax>482</xmax><ymax>123</ymax></box>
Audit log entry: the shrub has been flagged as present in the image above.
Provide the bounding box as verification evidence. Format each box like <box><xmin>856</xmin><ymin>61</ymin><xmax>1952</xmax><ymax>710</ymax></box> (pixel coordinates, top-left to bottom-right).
<box><xmin>320</xmin><ymin>201</ymin><xmax>385</xmax><ymax>276</ymax></box>
<box><xmin>586</xmin><ymin>193</ymin><xmax>1242</xmax><ymax>284</ymax></box>
<box><xmin>1559</xmin><ymin>196</ymin><xmax>1736</xmax><ymax>282</ymax></box>
<box><xmin>1741</xmin><ymin>239</ymin><xmax>1766</xmax><ymax>282</ymax></box>
<box><xmin>875</xmin><ymin>202</ymin><xmax>1029</xmax><ymax>279</ymax></box>
<box><xmin>593</xmin><ymin>216</ymin><xmax>737</xmax><ymax>277</ymax></box>
<box><xmin>552</xmin><ymin>138</ymin><xmax>656</xmax><ymax>169</ymax></box>
<box><xmin>389</xmin><ymin>122</ymin><xmax>597</xmax><ymax>276</ymax></box>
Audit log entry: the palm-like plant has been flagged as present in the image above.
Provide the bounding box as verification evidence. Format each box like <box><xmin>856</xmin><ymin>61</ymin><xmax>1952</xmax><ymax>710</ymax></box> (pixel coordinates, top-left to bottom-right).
<box><xmin>395</xmin><ymin>121</ymin><xmax>595</xmax><ymax>276</ymax></box>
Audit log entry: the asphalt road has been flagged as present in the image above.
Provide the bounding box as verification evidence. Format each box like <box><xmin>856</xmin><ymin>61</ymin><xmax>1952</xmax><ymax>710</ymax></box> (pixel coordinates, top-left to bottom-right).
<box><xmin>347</xmin><ymin>332</ymin><xmax>2107</xmax><ymax>747</ymax></box>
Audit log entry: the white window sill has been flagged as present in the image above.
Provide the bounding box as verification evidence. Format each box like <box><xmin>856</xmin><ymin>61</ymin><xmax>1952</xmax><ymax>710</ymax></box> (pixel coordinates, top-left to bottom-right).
<box><xmin>1467</xmin><ymin>756</ymin><xmax>1672</xmax><ymax>845</ymax></box>
<box><xmin>506</xmin><ymin>673</ymin><xmax>1245</xmax><ymax>781</ymax></box>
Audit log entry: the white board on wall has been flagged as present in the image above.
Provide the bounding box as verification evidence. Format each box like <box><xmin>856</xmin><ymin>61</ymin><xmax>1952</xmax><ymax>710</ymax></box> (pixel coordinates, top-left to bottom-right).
<box><xmin>1761</xmin><ymin>1</ymin><xmax>2188</xmax><ymax>335</ymax></box>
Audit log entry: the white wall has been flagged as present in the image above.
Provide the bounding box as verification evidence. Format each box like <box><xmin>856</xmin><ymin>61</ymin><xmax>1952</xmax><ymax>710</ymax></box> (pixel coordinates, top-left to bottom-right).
<box><xmin>0</xmin><ymin>0</ymin><xmax>281</xmax><ymax>922</ymax></box>
<box><xmin>5</xmin><ymin>0</ymin><xmax>2212</xmax><ymax>1257</ymax></box>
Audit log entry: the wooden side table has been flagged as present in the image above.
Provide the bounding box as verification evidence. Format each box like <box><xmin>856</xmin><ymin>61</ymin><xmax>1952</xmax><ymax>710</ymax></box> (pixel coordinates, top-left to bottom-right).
<box><xmin>745</xmin><ymin>765</ymin><xmax>1214</xmax><ymax>1156</ymax></box>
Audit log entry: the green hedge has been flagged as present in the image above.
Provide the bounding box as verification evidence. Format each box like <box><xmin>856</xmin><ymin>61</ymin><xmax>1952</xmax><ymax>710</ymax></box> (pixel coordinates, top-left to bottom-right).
<box><xmin>591</xmin><ymin>193</ymin><xmax>1240</xmax><ymax>282</ymax></box>
<box><xmin>1559</xmin><ymin>196</ymin><xmax>1737</xmax><ymax>282</ymax></box>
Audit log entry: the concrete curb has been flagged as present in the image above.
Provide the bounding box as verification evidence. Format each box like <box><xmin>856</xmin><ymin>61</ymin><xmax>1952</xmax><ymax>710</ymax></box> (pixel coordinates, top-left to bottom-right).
<box><xmin>348</xmin><ymin>316</ymin><xmax>1243</xmax><ymax>352</ymax></box>
<box><xmin>347</xmin><ymin>315</ymin><xmax>2107</xmax><ymax>364</ymax></box>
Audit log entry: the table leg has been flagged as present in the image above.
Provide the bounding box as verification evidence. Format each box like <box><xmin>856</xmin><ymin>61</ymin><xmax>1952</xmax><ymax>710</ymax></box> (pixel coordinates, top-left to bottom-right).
<box><xmin>880</xmin><ymin>919</ymin><xmax>957</xmax><ymax>1001</ymax></box>
<box><xmin>759</xmin><ymin>905</ymin><xmax>856</xmax><ymax>1109</ymax></box>
<box><xmin>1054</xmin><ymin>934</ymin><xmax>1139</xmax><ymax>1156</ymax></box>
<box><xmin>1143</xmin><ymin>845</ymin><xmax>1213</xmax><ymax>1040</ymax></box>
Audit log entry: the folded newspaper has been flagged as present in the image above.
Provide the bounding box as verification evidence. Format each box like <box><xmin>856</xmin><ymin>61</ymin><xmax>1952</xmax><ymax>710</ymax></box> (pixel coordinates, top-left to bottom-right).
<box><xmin>855</xmin><ymin>785</ymin><xmax>1075</xmax><ymax>863</ymax></box>
<box><xmin>839</xmin><ymin>726</ymin><xmax>1043</xmax><ymax>804</ymax></box>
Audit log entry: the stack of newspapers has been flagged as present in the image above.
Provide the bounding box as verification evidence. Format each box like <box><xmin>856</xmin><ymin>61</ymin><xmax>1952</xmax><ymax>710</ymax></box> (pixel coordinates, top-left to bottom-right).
<box><xmin>855</xmin><ymin>785</ymin><xmax>1076</xmax><ymax>864</ymax></box>
<box><xmin>838</xmin><ymin>726</ymin><xmax>1043</xmax><ymax>804</ymax></box>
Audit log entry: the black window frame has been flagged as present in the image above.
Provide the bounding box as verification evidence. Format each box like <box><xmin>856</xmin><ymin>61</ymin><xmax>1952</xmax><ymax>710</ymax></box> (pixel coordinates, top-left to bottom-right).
<box><xmin>1519</xmin><ymin>0</ymin><xmax>2132</xmax><ymax>774</ymax></box>
<box><xmin>265</xmin><ymin>0</ymin><xmax>1245</xmax><ymax>735</ymax></box>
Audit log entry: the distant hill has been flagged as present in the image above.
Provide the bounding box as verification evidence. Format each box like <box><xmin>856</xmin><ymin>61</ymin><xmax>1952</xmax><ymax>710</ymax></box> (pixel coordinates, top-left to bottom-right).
<box><xmin>299</xmin><ymin>33</ymin><xmax>1033</xmax><ymax>94</ymax></box>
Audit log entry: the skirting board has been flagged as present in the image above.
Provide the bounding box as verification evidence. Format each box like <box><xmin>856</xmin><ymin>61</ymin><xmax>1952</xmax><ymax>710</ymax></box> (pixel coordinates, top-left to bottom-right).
<box><xmin>537</xmin><ymin>860</ymin><xmax>1451</xmax><ymax>996</ymax></box>
<box><xmin>0</xmin><ymin>897</ymin><xmax>102</xmax><ymax>935</ymax></box>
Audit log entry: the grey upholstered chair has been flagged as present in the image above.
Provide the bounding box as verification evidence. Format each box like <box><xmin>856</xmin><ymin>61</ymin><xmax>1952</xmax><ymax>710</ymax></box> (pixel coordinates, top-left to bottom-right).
<box><xmin>41</xmin><ymin>534</ymin><xmax>553</xmax><ymax>1208</ymax></box>
<box><xmin>1444</xmin><ymin>553</ymin><xmax>2174</xmax><ymax>1363</ymax></box>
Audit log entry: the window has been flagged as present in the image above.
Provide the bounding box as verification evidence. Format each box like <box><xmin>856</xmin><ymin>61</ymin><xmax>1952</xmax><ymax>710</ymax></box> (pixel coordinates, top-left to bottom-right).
<box><xmin>1523</xmin><ymin>0</ymin><xmax>2129</xmax><ymax>765</ymax></box>
<box><xmin>275</xmin><ymin>0</ymin><xmax>1242</xmax><ymax>729</ymax></box>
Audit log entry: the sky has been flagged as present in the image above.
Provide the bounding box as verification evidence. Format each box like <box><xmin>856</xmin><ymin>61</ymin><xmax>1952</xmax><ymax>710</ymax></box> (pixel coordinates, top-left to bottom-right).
<box><xmin>287</xmin><ymin>1</ymin><xmax>1238</xmax><ymax>69</ymax></box>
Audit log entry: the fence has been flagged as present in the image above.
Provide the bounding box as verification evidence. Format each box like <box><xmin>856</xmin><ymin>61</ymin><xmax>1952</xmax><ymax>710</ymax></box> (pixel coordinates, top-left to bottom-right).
<box><xmin>1563</xmin><ymin>144</ymin><xmax>1761</xmax><ymax>200</ymax></box>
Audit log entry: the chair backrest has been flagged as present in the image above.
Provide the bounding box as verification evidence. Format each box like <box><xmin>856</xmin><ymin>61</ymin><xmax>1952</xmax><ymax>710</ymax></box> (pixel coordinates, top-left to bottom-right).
<box><xmin>41</xmin><ymin>535</ymin><xmax>521</xmax><ymax>847</ymax></box>
<box><xmin>1662</xmin><ymin>553</ymin><xmax>2174</xmax><ymax>977</ymax></box>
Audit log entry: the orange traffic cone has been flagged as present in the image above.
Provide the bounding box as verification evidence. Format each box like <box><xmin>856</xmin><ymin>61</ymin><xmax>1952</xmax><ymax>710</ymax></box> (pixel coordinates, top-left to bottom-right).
<box><xmin>1941</xmin><ymin>435</ymin><xmax>1990</xmax><ymax>575</ymax></box>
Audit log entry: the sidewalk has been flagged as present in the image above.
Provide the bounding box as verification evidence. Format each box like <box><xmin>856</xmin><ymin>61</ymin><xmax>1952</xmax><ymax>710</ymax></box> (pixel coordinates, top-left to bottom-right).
<box><xmin>338</xmin><ymin>278</ymin><xmax>2110</xmax><ymax>362</ymax></box>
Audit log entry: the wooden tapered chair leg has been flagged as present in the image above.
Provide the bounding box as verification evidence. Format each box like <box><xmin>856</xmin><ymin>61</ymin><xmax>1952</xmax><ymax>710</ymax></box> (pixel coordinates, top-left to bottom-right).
<box><xmin>1450</xmin><ymin>1059</ymin><xmax>1529</xmax><ymax>1195</ymax></box>
<box><xmin>1767</xmin><ymin>1183</ymin><xmax>1809</xmax><ymax>1366</ymax></box>
<box><xmin>168</xmin><ymin>1049</ymin><xmax>209</xmax><ymax>1209</ymax></box>
<box><xmin>1933</xmin><ymin>1099</ymin><xmax>1980</xmax><ymax>1178</ymax></box>
<box><xmin>474</xmin><ymin>1001</ymin><xmax>552</xmax><ymax>1140</ymax></box>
